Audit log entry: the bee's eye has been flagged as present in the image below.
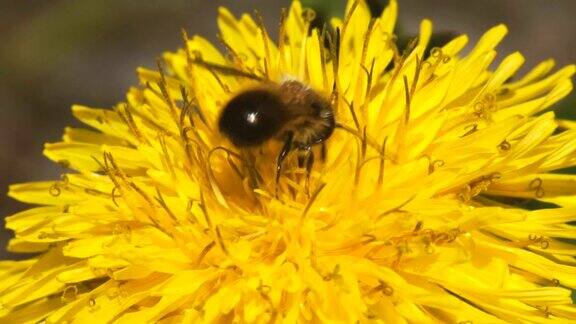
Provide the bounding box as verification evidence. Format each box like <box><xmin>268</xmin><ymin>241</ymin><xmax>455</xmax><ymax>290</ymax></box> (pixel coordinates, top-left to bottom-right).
<box><xmin>218</xmin><ymin>90</ymin><xmax>288</xmax><ymax>147</ymax></box>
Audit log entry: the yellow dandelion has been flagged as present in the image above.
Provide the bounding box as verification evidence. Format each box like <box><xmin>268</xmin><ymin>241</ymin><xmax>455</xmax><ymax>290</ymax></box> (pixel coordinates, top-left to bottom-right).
<box><xmin>2</xmin><ymin>0</ymin><xmax>576</xmax><ymax>322</ymax></box>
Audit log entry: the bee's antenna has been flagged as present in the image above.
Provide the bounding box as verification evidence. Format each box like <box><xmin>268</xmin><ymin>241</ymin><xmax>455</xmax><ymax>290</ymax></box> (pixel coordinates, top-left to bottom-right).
<box><xmin>276</xmin><ymin>132</ymin><xmax>294</xmax><ymax>198</ymax></box>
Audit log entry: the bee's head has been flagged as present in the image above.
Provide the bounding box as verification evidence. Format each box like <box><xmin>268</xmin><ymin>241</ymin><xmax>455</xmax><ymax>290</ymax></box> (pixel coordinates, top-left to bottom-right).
<box><xmin>218</xmin><ymin>89</ymin><xmax>289</xmax><ymax>147</ymax></box>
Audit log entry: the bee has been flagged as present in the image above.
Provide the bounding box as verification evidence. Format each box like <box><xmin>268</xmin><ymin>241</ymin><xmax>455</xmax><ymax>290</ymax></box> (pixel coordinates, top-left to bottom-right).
<box><xmin>218</xmin><ymin>79</ymin><xmax>335</xmax><ymax>191</ymax></box>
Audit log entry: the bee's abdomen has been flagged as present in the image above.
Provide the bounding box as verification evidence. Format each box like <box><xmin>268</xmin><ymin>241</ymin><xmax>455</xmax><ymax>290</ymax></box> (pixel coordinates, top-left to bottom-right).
<box><xmin>219</xmin><ymin>89</ymin><xmax>289</xmax><ymax>147</ymax></box>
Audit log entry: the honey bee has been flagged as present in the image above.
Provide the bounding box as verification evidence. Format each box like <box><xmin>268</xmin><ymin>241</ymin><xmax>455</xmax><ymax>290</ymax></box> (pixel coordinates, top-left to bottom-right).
<box><xmin>218</xmin><ymin>79</ymin><xmax>335</xmax><ymax>191</ymax></box>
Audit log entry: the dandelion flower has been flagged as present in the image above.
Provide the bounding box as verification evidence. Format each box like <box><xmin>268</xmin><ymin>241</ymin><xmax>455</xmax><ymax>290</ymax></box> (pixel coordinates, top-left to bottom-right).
<box><xmin>2</xmin><ymin>0</ymin><xmax>576</xmax><ymax>322</ymax></box>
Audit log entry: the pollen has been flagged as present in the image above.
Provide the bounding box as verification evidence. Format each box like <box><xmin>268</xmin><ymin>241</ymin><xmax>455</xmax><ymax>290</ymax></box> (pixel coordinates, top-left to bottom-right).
<box><xmin>2</xmin><ymin>0</ymin><xmax>576</xmax><ymax>323</ymax></box>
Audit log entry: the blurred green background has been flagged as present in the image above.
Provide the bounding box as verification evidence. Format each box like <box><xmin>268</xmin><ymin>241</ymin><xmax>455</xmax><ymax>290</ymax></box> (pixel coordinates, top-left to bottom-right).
<box><xmin>0</xmin><ymin>0</ymin><xmax>575</xmax><ymax>259</ymax></box>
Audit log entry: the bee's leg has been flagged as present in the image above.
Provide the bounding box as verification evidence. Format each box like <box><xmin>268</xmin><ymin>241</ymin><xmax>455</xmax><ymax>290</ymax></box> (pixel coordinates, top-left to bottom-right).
<box><xmin>276</xmin><ymin>132</ymin><xmax>294</xmax><ymax>197</ymax></box>
<box><xmin>320</xmin><ymin>143</ymin><xmax>327</xmax><ymax>162</ymax></box>
<box><xmin>304</xmin><ymin>147</ymin><xmax>315</xmax><ymax>195</ymax></box>
<box><xmin>297</xmin><ymin>154</ymin><xmax>306</xmax><ymax>168</ymax></box>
